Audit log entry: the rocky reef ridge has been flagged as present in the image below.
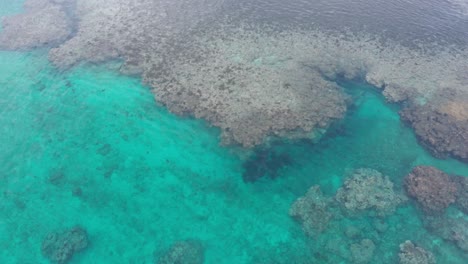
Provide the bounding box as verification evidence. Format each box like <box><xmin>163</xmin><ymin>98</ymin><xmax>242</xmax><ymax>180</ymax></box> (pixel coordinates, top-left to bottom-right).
<box><xmin>1</xmin><ymin>0</ymin><xmax>467</xmax><ymax>155</ymax></box>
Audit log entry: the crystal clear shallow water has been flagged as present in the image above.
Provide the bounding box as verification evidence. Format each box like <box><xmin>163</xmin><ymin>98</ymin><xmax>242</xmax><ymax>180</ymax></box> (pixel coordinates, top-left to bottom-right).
<box><xmin>1</xmin><ymin>1</ymin><xmax>468</xmax><ymax>264</ymax></box>
<box><xmin>1</xmin><ymin>50</ymin><xmax>468</xmax><ymax>263</ymax></box>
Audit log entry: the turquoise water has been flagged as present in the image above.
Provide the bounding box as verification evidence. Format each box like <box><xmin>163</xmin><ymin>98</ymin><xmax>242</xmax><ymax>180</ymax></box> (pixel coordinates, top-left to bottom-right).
<box><xmin>1</xmin><ymin>50</ymin><xmax>467</xmax><ymax>263</ymax></box>
<box><xmin>1</xmin><ymin>2</ymin><xmax>468</xmax><ymax>264</ymax></box>
<box><xmin>0</xmin><ymin>0</ymin><xmax>22</xmax><ymax>18</ymax></box>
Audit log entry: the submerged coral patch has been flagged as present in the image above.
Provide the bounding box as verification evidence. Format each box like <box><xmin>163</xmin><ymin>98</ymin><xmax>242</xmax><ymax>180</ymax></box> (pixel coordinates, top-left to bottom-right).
<box><xmin>398</xmin><ymin>240</ymin><xmax>436</xmax><ymax>264</ymax></box>
<box><xmin>289</xmin><ymin>185</ymin><xmax>334</xmax><ymax>236</ymax></box>
<box><xmin>157</xmin><ymin>240</ymin><xmax>205</xmax><ymax>264</ymax></box>
<box><xmin>335</xmin><ymin>168</ymin><xmax>406</xmax><ymax>216</ymax></box>
<box><xmin>41</xmin><ymin>226</ymin><xmax>88</xmax><ymax>264</ymax></box>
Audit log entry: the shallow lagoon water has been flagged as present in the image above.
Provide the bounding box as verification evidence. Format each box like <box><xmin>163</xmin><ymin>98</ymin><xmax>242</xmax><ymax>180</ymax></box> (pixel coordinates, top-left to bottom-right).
<box><xmin>1</xmin><ymin>1</ymin><xmax>468</xmax><ymax>264</ymax></box>
<box><xmin>1</xmin><ymin>50</ymin><xmax>467</xmax><ymax>263</ymax></box>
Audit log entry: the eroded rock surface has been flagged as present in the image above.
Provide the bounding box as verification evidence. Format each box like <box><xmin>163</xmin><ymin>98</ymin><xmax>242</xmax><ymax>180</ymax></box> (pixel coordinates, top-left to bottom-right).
<box><xmin>404</xmin><ymin>166</ymin><xmax>458</xmax><ymax>214</ymax></box>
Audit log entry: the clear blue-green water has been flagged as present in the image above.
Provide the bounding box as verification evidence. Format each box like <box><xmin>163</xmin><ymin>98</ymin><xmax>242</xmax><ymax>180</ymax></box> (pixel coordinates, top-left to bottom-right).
<box><xmin>1</xmin><ymin>1</ymin><xmax>468</xmax><ymax>264</ymax></box>
<box><xmin>1</xmin><ymin>49</ymin><xmax>468</xmax><ymax>264</ymax></box>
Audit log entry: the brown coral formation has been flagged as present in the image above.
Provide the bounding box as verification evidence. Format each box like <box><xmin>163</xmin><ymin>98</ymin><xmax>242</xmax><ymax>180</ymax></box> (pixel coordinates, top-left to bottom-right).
<box><xmin>0</xmin><ymin>0</ymin><xmax>72</xmax><ymax>50</ymax></box>
<box><xmin>398</xmin><ymin>240</ymin><xmax>436</xmax><ymax>264</ymax></box>
<box><xmin>335</xmin><ymin>168</ymin><xmax>406</xmax><ymax>216</ymax></box>
<box><xmin>41</xmin><ymin>226</ymin><xmax>88</xmax><ymax>264</ymax></box>
<box><xmin>400</xmin><ymin>90</ymin><xmax>468</xmax><ymax>162</ymax></box>
<box><xmin>423</xmin><ymin>215</ymin><xmax>468</xmax><ymax>253</ymax></box>
<box><xmin>404</xmin><ymin>166</ymin><xmax>458</xmax><ymax>214</ymax></box>
<box><xmin>289</xmin><ymin>185</ymin><xmax>334</xmax><ymax>236</ymax></box>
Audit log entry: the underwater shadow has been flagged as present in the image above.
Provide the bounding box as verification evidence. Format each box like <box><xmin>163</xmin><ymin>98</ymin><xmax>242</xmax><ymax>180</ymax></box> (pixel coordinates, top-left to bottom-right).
<box><xmin>242</xmin><ymin>145</ymin><xmax>293</xmax><ymax>183</ymax></box>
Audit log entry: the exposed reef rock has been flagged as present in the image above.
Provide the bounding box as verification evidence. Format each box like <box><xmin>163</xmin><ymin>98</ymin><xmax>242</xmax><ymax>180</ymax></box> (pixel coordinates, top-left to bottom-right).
<box><xmin>242</xmin><ymin>146</ymin><xmax>292</xmax><ymax>182</ymax></box>
<box><xmin>289</xmin><ymin>185</ymin><xmax>334</xmax><ymax>237</ymax></box>
<box><xmin>2</xmin><ymin>1</ymin><xmax>468</xmax><ymax>149</ymax></box>
<box><xmin>404</xmin><ymin>166</ymin><xmax>458</xmax><ymax>214</ymax></box>
<box><xmin>398</xmin><ymin>240</ymin><xmax>436</xmax><ymax>264</ymax></box>
<box><xmin>41</xmin><ymin>226</ymin><xmax>88</xmax><ymax>264</ymax></box>
<box><xmin>335</xmin><ymin>168</ymin><xmax>406</xmax><ymax>216</ymax></box>
<box><xmin>400</xmin><ymin>90</ymin><xmax>468</xmax><ymax>162</ymax></box>
<box><xmin>157</xmin><ymin>240</ymin><xmax>205</xmax><ymax>264</ymax></box>
<box><xmin>0</xmin><ymin>0</ymin><xmax>72</xmax><ymax>50</ymax></box>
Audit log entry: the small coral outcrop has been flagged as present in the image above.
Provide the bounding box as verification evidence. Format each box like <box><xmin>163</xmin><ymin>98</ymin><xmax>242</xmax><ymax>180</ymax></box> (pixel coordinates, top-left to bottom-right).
<box><xmin>157</xmin><ymin>240</ymin><xmax>205</xmax><ymax>264</ymax></box>
<box><xmin>335</xmin><ymin>168</ymin><xmax>406</xmax><ymax>216</ymax></box>
<box><xmin>404</xmin><ymin>166</ymin><xmax>458</xmax><ymax>214</ymax></box>
<box><xmin>350</xmin><ymin>239</ymin><xmax>375</xmax><ymax>264</ymax></box>
<box><xmin>423</xmin><ymin>216</ymin><xmax>468</xmax><ymax>253</ymax></box>
<box><xmin>41</xmin><ymin>226</ymin><xmax>89</xmax><ymax>264</ymax></box>
<box><xmin>398</xmin><ymin>240</ymin><xmax>436</xmax><ymax>264</ymax></box>
<box><xmin>289</xmin><ymin>185</ymin><xmax>334</xmax><ymax>236</ymax></box>
<box><xmin>399</xmin><ymin>90</ymin><xmax>468</xmax><ymax>163</ymax></box>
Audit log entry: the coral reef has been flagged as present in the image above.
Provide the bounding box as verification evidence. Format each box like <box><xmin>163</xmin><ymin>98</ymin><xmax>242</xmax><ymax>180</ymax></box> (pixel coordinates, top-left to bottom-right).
<box><xmin>400</xmin><ymin>89</ymin><xmax>468</xmax><ymax>162</ymax></box>
<box><xmin>242</xmin><ymin>146</ymin><xmax>292</xmax><ymax>182</ymax></box>
<box><xmin>129</xmin><ymin>27</ymin><xmax>468</xmax><ymax>149</ymax></box>
<box><xmin>289</xmin><ymin>185</ymin><xmax>334</xmax><ymax>236</ymax></box>
<box><xmin>157</xmin><ymin>240</ymin><xmax>205</xmax><ymax>264</ymax></box>
<box><xmin>335</xmin><ymin>168</ymin><xmax>406</xmax><ymax>216</ymax></box>
<box><xmin>46</xmin><ymin>0</ymin><xmax>224</xmax><ymax>69</ymax></box>
<box><xmin>398</xmin><ymin>240</ymin><xmax>436</xmax><ymax>264</ymax></box>
<box><xmin>0</xmin><ymin>0</ymin><xmax>72</xmax><ymax>50</ymax></box>
<box><xmin>404</xmin><ymin>166</ymin><xmax>458</xmax><ymax>214</ymax></box>
<box><xmin>46</xmin><ymin>1</ymin><xmax>348</xmax><ymax>147</ymax></box>
<box><xmin>350</xmin><ymin>239</ymin><xmax>375</xmax><ymax>264</ymax></box>
<box><xmin>454</xmin><ymin>175</ymin><xmax>468</xmax><ymax>214</ymax></box>
<box><xmin>423</xmin><ymin>215</ymin><xmax>468</xmax><ymax>253</ymax></box>
<box><xmin>149</xmin><ymin>51</ymin><xmax>347</xmax><ymax>147</ymax></box>
<box><xmin>41</xmin><ymin>226</ymin><xmax>88</xmax><ymax>264</ymax></box>
<box><xmin>1</xmin><ymin>0</ymin><xmax>468</xmax><ymax>151</ymax></box>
